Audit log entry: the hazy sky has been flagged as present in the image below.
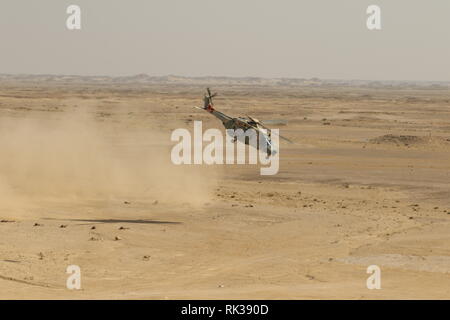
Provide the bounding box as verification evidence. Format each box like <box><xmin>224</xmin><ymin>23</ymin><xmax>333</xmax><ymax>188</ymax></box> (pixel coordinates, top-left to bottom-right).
<box><xmin>0</xmin><ymin>0</ymin><xmax>449</xmax><ymax>81</ymax></box>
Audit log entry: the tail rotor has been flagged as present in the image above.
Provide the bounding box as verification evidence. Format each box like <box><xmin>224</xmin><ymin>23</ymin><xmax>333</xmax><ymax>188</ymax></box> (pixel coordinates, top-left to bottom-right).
<box><xmin>206</xmin><ymin>87</ymin><xmax>217</xmax><ymax>106</ymax></box>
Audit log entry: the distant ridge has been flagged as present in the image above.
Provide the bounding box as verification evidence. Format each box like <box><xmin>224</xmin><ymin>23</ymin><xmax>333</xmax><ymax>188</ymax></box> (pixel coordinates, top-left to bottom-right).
<box><xmin>0</xmin><ymin>74</ymin><xmax>448</xmax><ymax>89</ymax></box>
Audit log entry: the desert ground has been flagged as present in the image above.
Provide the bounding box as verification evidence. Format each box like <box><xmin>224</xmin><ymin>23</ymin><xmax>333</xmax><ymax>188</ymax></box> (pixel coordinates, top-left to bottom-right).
<box><xmin>0</xmin><ymin>77</ymin><xmax>449</xmax><ymax>299</ymax></box>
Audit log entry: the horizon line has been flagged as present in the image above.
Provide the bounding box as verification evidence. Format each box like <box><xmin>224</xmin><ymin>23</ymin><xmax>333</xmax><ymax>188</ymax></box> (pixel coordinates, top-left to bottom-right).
<box><xmin>0</xmin><ymin>73</ymin><xmax>449</xmax><ymax>84</ymax></box>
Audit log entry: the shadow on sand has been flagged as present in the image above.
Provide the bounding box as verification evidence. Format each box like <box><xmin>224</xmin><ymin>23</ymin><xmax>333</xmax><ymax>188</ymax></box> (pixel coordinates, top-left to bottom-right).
<box><xmin>44</xmin><ymin>218</ymin><xmax>181</xmax><ymax>225</ymax></box>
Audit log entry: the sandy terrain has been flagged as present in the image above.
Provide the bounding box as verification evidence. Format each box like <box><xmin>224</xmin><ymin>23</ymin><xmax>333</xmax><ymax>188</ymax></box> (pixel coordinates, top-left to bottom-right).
<box><xmin>0</xmin><ymin>79</ymin><xmax>449</xmax><ymax>299</ymax></box>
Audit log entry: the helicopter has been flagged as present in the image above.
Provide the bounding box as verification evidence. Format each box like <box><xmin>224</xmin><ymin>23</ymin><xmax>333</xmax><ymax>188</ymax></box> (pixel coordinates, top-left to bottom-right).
<box><xmin>195</xmin><ymin>88</ymin><xmax>293</xmax><ymax>156</ymax></box>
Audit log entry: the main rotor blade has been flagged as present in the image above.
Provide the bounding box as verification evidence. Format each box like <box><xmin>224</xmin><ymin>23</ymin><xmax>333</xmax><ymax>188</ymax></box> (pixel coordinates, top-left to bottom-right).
<box><xmin>275</xmin><ymin>134</ymin><xmax>294</xmax><ymax>144</ymax></box>
<box><xmin>262</xmin><ymin>119</ymin><xmax>288</xmax><ymax>126</ymax></box>
<box><xmin>247</xmin><ymin>115</ymin><xmax>294</xmax><ymax>144</ymax></box>
<box><xmin>206</xmin><ymin>87</ymin><xmax>217</xmax><ymax>105</ymax></box>
<box><xmin>261</xmin><ymin>124</ymin><xmax>294</xmax><ymax>144</ymax></box>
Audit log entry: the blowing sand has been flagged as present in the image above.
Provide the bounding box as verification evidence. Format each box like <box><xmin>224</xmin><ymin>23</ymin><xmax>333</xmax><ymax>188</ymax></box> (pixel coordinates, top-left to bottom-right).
<box><xmin>0</xmin><ymin>81</ymin><xmax>449</xmax><ymax>299</ymax></box>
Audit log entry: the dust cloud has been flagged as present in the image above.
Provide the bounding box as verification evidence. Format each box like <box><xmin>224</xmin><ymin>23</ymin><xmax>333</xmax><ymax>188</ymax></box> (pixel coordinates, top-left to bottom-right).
<box><xmin>0</xmin><ymin>108</ymin><xmax>219</xmax><ymax>217</ymax></box>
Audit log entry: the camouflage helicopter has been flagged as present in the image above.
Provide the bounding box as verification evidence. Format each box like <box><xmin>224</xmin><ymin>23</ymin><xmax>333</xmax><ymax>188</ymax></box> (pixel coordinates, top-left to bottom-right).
<box><xmin>195</xmin><ymin>88</ymin><xmax>292</xmax><ymax>156</ymax></box>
